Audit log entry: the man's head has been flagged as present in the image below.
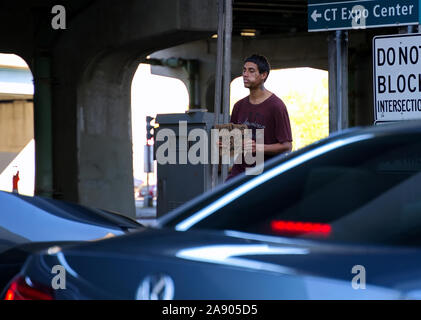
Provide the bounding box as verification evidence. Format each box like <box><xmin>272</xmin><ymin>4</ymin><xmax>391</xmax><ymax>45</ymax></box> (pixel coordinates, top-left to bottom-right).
<box><xmin>242</xmin><ymin>54</ymin><xmax>270</xmax><ymax>89</ymax></box>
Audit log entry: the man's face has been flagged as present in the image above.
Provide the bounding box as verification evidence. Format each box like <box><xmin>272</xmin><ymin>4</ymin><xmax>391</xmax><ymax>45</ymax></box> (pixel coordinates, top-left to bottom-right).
<box><xmin>242</xmin><ymin>62</ymin><xmax>267</xmax><ymax>89</ymax></box>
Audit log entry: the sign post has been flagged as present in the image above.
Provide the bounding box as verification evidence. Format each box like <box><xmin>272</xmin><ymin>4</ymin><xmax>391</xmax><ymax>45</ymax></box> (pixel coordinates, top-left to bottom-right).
<box><xmin>373</xmin><ymin>33</ymin><xmax>421</xmax><ymax>124</ymax></box>
<box><xmin>308</xmin><ymin>0</ymin><xmax>421</xmax><ymax>130</ymax></box>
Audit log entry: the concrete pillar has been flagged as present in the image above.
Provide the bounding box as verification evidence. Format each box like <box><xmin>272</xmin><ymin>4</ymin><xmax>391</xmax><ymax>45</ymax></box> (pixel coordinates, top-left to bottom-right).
<box><xmin>76</xmin><ymin>54</ymin><xmax>139</xmax><ymax>218</ymax></box>
<box><xmin>33</xmin><ymin>55</ymin><xmax>53</xmax><ymax>197</ymax></box>
<box><xmin>47</xmin><ymin>0</ymin><xmax>217</xmax><ymax>217</ymax></box>
<box><xmin>328</xmin><ymin>31</ymin><xmax>349</xmax><ymax>133</ymax></box>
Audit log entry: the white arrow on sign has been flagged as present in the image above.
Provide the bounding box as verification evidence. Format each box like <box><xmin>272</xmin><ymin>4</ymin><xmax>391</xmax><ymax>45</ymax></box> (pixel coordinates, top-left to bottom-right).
<box><xmin>311</xmin><ymin>9</ymin><xmax>322</xmax><ymax>22</ymax></box>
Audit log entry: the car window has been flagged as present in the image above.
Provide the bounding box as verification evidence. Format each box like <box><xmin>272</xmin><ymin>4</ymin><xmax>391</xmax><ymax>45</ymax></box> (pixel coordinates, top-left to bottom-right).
<box><xmin>177</xmin><ymin>133</ymin><xmax>421</xmax><ymax>247</ymax></box>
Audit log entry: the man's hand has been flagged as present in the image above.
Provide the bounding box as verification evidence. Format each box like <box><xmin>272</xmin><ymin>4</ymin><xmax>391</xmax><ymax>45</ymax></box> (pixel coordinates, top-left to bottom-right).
<box><xmin>243</xmin><ymin>139</ymin><xmax>261</xmax><ymax>154</ymax></box>
<box><xmin>217</xmin><ymin>139</ymin><xmax>229</xmax><ymax>151</ymax></box>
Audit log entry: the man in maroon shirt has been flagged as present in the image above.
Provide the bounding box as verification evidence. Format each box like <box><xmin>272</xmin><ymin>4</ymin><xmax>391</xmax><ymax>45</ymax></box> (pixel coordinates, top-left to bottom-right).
<box><xmin>226</xmin><ymin>54</ymin><xmax>292</xmax><ymax>180</ymax></box>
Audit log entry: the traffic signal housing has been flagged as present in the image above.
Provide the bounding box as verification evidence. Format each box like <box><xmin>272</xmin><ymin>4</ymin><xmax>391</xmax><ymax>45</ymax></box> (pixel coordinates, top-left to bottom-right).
<box><xmin>146</xmin><ymin>116</ymin><xmax>154</xmax><ymax>142</ymax></box>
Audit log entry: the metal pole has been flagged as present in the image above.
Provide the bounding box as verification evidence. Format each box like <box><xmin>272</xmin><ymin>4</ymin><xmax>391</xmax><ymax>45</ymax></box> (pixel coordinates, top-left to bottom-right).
<box><xmin>328</xmin><ymin>33</ymin><xmax>337</xmax><ymax>134</ymax></box>
<box><xmin>221</xmin><ymin>0</ymin><xmax>232</xmax><ymax>182</ymax></box>
<box><xmin>212</xmin><ymin>0</ymin><xmax>225</xmax><ymax>189</ymax></box>
<box><xmin>407</xmin><ymin>25</ymin><xmax>417</xmax><ymax>33</ymax></box>
<box><xmin>333</xmin><ymin>30</ymin><xmax>348</xmax><ymax>132</ymax></box>
<box><xmin>342</xmin><ymin>31</ymin><xmax>348</xmax><ymax>130</ymax></box>
<box><xmin>335</xmin><ymin>30</ymin><xmax>343</xmax><ymax>131</ymax></box>
<box><xmin>33</xmin><ymin>54</ymin><xmax>54</xmax><ymax>197</ymax></box>
<box><xmin>328</xmin><ymin>31</ymin><xmax>348</xmax><ymax>133</ymax></box>
<box><xmin>223</xmin><ymin>0</ymin><xmax>232</xmax><ymax>124</ymax></box>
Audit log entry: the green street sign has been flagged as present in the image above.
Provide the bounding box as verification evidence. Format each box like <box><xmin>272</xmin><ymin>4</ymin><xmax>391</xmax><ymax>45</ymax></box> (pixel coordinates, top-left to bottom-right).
<box><xmin>308</xmin><ymin>0</ymin><xmax>420</xmax><ymax>32</ymax></box>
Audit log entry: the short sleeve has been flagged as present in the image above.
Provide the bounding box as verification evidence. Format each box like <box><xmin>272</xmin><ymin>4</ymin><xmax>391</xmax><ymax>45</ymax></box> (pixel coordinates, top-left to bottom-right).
<box><xmin>230</xmin><ymin>102</ymin><xmax>240</xmax><ymax>124</ymax></box>
<box><xmin>274</xmin><ymin>103</ymin><xmax>292</xmax><ymax>143</ymax></box>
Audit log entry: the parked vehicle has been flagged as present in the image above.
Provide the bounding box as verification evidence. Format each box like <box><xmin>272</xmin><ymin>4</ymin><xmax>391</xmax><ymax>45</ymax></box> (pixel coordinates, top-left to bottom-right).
<box><xmin>138</xmin><ymin>185</ymin><xmax>156</xmax><ymax>199</ymax></box>
<box><xmin>7</xmin><ymin>121</ymin><xmax>421</xmax><ymax>299</ymax></box>
<box><xmin>0</xmin><ymin>191</ymin><xmax>142</xmax><ymax>291</ymax></box>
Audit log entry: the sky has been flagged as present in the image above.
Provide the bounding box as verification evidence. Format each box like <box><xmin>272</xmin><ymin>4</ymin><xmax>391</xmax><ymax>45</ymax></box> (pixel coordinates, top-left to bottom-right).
<box><xmin>0</xmin><ymin>54</ymin><xmax>328</xmax><ymax>193</ymax></box>
<box><xmin>0</xmin><ymin>54</ymin><xmax>28</xmax><ymax>68</ymax></box>
<box><xmin>131</xmin><ymin>64</ymin><xmax>189</xmax><ymax>184</ymax></box>
<box><xmin>0</xmin><ymin>53</ymin><xmax>33</xmax><ymax>95</ymax></box>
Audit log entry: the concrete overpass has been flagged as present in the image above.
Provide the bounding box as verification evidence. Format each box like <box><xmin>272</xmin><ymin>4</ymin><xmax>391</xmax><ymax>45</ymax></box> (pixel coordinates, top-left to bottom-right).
<box><xmin>1</xmin><ymin>0</ymin><xmax>216</xmax><ymax>218</ymax></box>
<box><xmin>1</xmin><ymin>0</ymin><xmax>415</xmax><ymax>218</ymax></box>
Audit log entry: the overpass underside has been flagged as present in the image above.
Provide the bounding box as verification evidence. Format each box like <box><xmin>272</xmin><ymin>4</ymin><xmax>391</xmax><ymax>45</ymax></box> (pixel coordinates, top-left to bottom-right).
<box><xmin>1</xmin><ymin>0</ymin><xmax>217</xmax><ymax>217</ymax></box>
<box><xmin>0</xmin><ymin>0</ymin><xmax>399</xmax><ymax>217</ymax></box>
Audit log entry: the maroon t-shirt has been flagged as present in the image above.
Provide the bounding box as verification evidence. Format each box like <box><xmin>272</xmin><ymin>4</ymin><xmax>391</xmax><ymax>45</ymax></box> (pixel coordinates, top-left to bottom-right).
<box><xmin>226</xmin><ymin>93</ymin><xmax>292</xmax><ymax>180</ymax></box>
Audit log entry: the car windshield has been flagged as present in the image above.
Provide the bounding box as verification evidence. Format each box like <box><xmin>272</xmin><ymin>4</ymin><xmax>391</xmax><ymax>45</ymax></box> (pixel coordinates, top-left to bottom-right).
<box><xmin>161</xmin><ymin>130</ymin><xmax>421</xmax><ymax>247</ymax></box>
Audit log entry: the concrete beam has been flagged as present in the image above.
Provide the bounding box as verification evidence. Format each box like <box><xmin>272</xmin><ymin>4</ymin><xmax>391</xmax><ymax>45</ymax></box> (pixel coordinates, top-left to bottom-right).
<box><xmin>0</xmin><ymin>0</ymin><xmax>217</xmax><ymax>217</ymax></box>
<box><xmin>150</xmin><ymin>32</ymin><xmax>329</xmax><ymax>112</ymax></box>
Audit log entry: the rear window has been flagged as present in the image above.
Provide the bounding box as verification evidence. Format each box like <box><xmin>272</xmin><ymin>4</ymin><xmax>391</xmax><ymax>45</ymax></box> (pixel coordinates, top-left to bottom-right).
<box><xmin>177</xmin><ymin>133</ymin><xmax>421</xmax><ymax>247</ymax></box>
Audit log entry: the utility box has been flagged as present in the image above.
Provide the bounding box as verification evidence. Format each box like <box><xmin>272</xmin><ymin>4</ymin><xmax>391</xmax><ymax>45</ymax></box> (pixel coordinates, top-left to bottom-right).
<box><xmin>154</xmin><ymin>111</ymin><xmax>217</xmax><ymax>217</ymax></box>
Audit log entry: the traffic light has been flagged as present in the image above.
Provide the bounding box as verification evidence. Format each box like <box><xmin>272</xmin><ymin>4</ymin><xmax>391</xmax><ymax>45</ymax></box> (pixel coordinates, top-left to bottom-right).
<box><xmin>146</xmin><ymin>116</ymin><xmax>154</xmax><ymax>141</ymax></box>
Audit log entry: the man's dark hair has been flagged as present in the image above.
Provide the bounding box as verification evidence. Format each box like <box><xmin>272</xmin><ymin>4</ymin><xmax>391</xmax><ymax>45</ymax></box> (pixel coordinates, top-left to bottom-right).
<box><xmin>244</xmin><ymin>54</ymin><xmax>271</xmax><ymax>80</ymax></box>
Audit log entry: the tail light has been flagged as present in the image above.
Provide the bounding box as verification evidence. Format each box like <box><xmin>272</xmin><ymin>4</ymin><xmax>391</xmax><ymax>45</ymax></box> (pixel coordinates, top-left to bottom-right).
<box><xmin>271</xmin><ymin>220</ymin><xmax>332</xmax><ymax>237</ymax></box>
<box><xmin>3</xmin><ymin>276</ymin><xmax>54</xmax><ymax>300</ymax></box>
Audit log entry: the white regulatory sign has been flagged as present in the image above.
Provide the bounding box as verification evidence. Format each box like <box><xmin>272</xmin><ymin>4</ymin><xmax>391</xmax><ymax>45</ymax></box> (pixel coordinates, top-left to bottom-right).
<box><xmin>373</xmin><ymin>33</ymin><xmax>421</xmax><ymax>123</ymax></box>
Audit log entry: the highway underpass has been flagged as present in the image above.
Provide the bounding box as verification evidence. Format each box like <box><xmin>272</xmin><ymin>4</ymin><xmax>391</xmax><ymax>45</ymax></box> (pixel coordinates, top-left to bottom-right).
<box><xmin>1</xmin><ymin>0</ymin><xmax>418</xmax><ymax>218</ymax></box>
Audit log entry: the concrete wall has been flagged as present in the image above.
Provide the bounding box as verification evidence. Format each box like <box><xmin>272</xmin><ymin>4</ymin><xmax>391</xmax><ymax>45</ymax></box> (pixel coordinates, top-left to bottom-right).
<box><xmin>0</xmin><ymin>0</ymin><xmax>217</xmax><ymax>218</ymax></box>
<box><xmin>0</xmin><ymin>100</ymin><xmax>33</xmax><ymax>153</ymax></box>
<box><xmin>0</xmin><ymin>99</ymin><xmax>33</xmax><ymax>173</ymax></box>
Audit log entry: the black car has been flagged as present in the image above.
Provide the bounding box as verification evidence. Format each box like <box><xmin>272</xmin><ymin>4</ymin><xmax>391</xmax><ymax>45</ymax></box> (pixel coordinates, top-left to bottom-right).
<box><xmin>0</xmin><ymin>191</ymin><xmax>142</xmax><ymax>290</ymax></box>
<box><xmin>7</xmin><ymin>121</ymin><xmax>421</xmax><ymax>299</ymax></box>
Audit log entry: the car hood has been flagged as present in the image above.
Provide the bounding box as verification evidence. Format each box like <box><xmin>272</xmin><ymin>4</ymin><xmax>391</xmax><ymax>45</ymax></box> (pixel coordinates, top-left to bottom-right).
<box><xmin>21</xmin><ymin>228</ymin><xmax>421</xmax><ymax>299</ymax></box>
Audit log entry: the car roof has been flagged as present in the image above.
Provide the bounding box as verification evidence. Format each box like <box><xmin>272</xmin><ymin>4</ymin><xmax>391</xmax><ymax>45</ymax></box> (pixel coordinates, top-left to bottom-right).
<box><xmin>157</xmin><ymin>120</ymin><xmax>421</xmax><ymax>227</ymax></box>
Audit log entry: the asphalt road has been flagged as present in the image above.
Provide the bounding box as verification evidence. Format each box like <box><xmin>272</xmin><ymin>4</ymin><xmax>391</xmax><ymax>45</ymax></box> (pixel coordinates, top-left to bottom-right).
<box><xmin>135</xmin><ymin>199</ymin><xmax>157</xmax><ymax>226</ymax></box>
